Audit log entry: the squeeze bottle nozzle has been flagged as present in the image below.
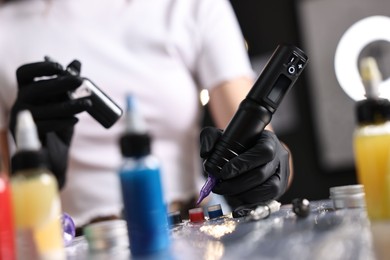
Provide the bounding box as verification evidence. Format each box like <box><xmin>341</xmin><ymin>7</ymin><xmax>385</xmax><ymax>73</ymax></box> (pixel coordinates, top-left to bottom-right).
<box><xmin>360</xmin><ymin>56</ymin><xmax>382</xmax><ymax>99</ymax></box>
<box><xmin>125</xmin><ymin>94</ymin><xmax>147</xmax><ymax>134</ymax></box>
<box><xmin>15</xmin><ymin>110</ymin><xmax>41</xmax><ymax>151</ymax></box>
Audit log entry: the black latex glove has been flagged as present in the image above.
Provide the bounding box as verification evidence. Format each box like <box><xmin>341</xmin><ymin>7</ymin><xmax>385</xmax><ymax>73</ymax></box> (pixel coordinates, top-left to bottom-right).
<box><xmin>10</xmin><ymin>59</ymin><xmax>92</xmax><ymax>189</ymax></box>
<box><xmin>200</xmin><ymin>126</ymin><xmax>290</xmax><ymax>209</ymax></box>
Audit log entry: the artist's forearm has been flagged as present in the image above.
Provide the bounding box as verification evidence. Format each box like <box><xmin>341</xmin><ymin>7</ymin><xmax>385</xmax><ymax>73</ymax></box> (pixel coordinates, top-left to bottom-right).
<box><xmin>208</xmin><ymin>77</ymin><xmax>253</xmax><ymax>130</ymax></box>
<box><xmin>282</xmin><ymin>142</ymin><xmax>294</xmax><ymax>189</ymax></box>
<box><xmin>0</xmin><ymin>130</ymin><xmax>10</xmax><ymax>173</ymax></box>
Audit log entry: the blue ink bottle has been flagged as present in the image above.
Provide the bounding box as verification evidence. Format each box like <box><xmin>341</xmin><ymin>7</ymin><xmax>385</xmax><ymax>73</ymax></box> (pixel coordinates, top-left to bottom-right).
<box><xmin>118</xmin><ymin>95</ymin><xmax>170</xmax><ymax>256</ymax></box>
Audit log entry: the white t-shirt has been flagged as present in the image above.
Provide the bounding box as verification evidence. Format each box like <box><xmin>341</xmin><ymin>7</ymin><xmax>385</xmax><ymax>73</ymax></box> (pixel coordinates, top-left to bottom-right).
<box><xmin>0</xmin><ymin>0</ymin><xmax>254</xmax><ymax>226</ymax></box>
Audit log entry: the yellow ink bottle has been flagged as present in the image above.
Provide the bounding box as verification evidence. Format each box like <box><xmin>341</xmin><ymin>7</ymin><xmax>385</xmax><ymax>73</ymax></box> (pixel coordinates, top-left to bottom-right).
<box><xmin>10</xmin><ymin>110</ymin><xmax>65</xmax><ymax>259</ymax></box>
<box><xmin>354</xmin><ymin>57</ymin><xmax>390</xmax><ymax>220</ymax></box>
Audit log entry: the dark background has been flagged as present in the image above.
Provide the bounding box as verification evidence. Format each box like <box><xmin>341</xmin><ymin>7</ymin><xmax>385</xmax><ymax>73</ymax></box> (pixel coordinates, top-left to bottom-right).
<box><xmin>208</xmin><ymin>0</ymin><xmax>359</xmax><ymax>204</ymax></box>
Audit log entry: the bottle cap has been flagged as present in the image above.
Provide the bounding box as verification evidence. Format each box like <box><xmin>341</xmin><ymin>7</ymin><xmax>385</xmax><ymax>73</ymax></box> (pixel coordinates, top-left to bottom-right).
<box><xmin>120</xmin><ymin>133</ymin><xmax>151</xmax><ymax>157</ymax></box>
<box><xmin>356</xmin><ymin>98</ymin><xmax>390</xmax><ymax>125</ymax></box>
<box><xmin>119</xmin><ymin>94</ymin><xmax>151</xmax><ymax>157</ymax></box>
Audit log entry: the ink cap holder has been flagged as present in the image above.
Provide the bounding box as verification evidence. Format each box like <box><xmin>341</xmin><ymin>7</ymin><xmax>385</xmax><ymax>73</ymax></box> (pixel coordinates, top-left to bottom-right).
<box><xmin>329</xmin><ymin>184</ymin><xmax>366</xmax><ymax>209</ymax></box>
<box><xmin>83</xmin><ymin>219</ymin><xmax>129</xmax><ymax>252</ymax></box>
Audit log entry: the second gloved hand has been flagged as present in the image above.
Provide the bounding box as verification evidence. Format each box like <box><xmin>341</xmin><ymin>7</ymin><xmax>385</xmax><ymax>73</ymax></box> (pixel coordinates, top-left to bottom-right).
<box><xmin>200</xmin><ymin>126</ymin><xmax>291</xmax><ymax>209</ymax></box>
<box><xmin>10</xmin><ymin>59</ymin><xmax>92</xmax><ymax>189</ymax></box>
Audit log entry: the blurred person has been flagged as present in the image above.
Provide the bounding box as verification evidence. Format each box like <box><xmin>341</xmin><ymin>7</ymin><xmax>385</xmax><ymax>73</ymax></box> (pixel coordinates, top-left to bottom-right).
<box><xmin>0</xmin><ymin>0</ymin><xmax>292</xmax><ymax>230</ymax></box>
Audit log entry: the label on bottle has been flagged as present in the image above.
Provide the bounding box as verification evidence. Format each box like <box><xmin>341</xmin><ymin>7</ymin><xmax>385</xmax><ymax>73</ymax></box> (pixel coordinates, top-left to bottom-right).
<box><xmin>16</xmin><ymin>229</ymin><xmax>39</xmax><ymax>260</ymax></box>
<box><xmin>11</xmin><ymin>173</ymin><xmax>65</xmax><ymax>260</ymax></box>
<box><xmin>16</xmin><ymin>226</ymin><xmax>66</xmax><ymax>260</ymax></box>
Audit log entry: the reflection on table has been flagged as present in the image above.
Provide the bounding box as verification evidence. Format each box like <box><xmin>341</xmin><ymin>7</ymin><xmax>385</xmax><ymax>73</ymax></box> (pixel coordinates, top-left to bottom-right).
<box><xmin>66</xmin><ymin>200</ymin><xmax>377</xmax><ymax>260</ymax></box>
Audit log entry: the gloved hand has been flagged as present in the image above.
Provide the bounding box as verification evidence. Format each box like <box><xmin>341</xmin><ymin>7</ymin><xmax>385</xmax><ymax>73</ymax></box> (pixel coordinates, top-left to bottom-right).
<box><xmin>200</xmin><ymin>126</ymin><xmax>291</xmax><ymax>209</ymax></box>
<box><xmin>10</xmin><ymin>59</ymin><xmax>92</xmax><ymax>189</ymax></box>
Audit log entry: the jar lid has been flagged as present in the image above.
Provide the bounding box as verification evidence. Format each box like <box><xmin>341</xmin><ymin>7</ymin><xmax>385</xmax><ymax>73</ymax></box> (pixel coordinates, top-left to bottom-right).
<box><xmin>329</xmin><ymin>185</ymin><xmax>366</xmax><ymax>209</ymax></box>
<box><xmin>329</xmin><ymin>184</ymin><xmax>364</xmax><ymax>196</ymax></box>
<box><xmin>83</xmin><ymin>219</ymin><xmax>129</xmax><ymax>252</ymax></box>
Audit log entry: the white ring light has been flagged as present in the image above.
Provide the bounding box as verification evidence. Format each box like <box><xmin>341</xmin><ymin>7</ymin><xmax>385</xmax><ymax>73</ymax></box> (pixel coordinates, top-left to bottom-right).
<box><xmin>334</xmin><ymin>15</ymin><xmax>390</xmax><ymax>101</ymax></box>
